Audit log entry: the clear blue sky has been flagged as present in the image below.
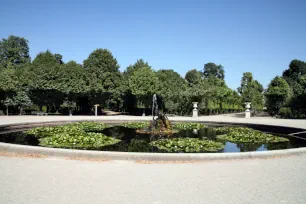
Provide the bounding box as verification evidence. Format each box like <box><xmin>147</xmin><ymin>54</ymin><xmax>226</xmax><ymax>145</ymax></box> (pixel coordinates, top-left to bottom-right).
<box><xmin>1</xmin><ymin>0</ymin><xmax>305</xmax><ymax>89</ymax></box>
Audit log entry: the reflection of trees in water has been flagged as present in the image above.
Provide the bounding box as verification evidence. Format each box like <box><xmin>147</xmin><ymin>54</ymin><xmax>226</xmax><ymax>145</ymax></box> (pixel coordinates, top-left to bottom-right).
<box><xmin>236</xmin><ymin>143</ymin><xmax>263</xmax><ymax>152</ymax></box>
<box><xmin>176</xmin><ymin>128</ymin><xmax>216</xmax><ymax>140</ymax></box>
<box><xmin>128</xmin><ymin>139</ymin><xmax>151</xmax><ymax>152</ymax></box>
<box><xmin>198</xmin><ymin>128</ymin><xmax>216</xmax><ymax>140</ymax></box>
<box><xmin>265</xmin><ymin>142</ymin><xmax>290</xmax><ymax>150</ymax></box>
<box><xmin>1</xmin><ymin>132</ymin><xmax>38</xmax><ymax>146</ymax></box>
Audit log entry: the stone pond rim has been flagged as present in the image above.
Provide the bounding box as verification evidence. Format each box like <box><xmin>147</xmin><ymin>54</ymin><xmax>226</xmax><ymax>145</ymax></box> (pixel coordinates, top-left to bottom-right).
<box><xmin>0</xmin><ymin>120</ymin><xmax>306</xmax><ymax>161</ymax></box>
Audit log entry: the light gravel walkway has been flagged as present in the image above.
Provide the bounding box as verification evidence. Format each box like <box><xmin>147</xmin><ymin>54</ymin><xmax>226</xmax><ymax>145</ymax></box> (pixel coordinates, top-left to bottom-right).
<box><xmin>1</xmin><ymin>114</ymin><xmax>306</xmax><ymax>204</ymax></box>
<box><xmin>0</xmin><ymin>114</ymin><xmax>306</xmax><ymax>129</ymax></box>
<box><xmin>0</xmin><ymin>155</ymin><xmax>306</xmax><ymax>204</ymax></box>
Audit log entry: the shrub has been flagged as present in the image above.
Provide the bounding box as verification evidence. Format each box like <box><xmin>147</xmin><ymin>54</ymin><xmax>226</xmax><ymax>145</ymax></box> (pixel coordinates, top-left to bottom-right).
<box><xmin>150</xmin><ymin>138</ymin><xmax>224</xmax><ymax>153</ymax></box>
<box><xmin>278</xmin><ymin>107</ymin><xmax>292</xmax><ymax>118</ymax></box>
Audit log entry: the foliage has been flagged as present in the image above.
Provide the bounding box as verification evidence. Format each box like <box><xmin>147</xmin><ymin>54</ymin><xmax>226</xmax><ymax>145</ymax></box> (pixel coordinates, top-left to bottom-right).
<box><xmin>203</xmin><ymin>62</ymin><xmax>224</xmax><ymax>80</ymax></box>
<box><xmin>39</xmin><ymin>132</ymin><xmax>120</xmax><ymax>150</ymax></box>
<box><xmin>25</xmin><ymin>122</ymin><xmax>109</xmax><ymax>138</ymax></box>
<box><xmin>215</xmin><ymin>127</ymin><xmax>289</xmax><ymax>143</ymax></box>
<box><xmin>128</xmin><ymin>67</ymin><xmax>159</xmax><ymax>109</ymax></box>
<box><xmin>173</xmin><ymin>122</ymin><xmax>206</xmax><ymax>130</ymax></box>
<box><xmin>150</xmin><ymin>138</ymin><xmax>225</xmax><ymax>152</ymax></box>
<box><xmin>238</xmin><ymin>72</ymin><xmax>264</xmax><ymax>111</ymax></box>
<box><xmin>28</xmin><ymin>50</ymin><xmax>63</xmax><ymax>109</ymax></box>
<box><xmin>119</xmin><ymin>122</ymin><xmax>149</xmax><ymax>129</ymax></box>
<box><xmin>155</xmin><ymin>69</ymin><xmax>188</xmax><ymax>113</ymax></box>
<box><xmin>185</xmin><ymin>69</ymin><xmax>202</xmax><ymax>85</ymax></box>
<box><xmin>25</xmin><ymin>122</ymin><xmax>115</xmax><ymax>150</ymax></box>
<box><xmin>278</xmin><ymin>107</ymin><xmax>292</xmax><ymax>118</ymax></box>
<box><xmin>265</xmin><ymin>76</ymin><xmax>291</xmax><ymax>115</ymax></box>
<box><xmin>83</xmin><ymin>48</ymin><xmax>122</xmax><ymax>108</ymax></box>
<box><xmin>0</xmin><ymin>35</ymin><xmax>30</xmax><ymax>68</ymax></box>
<box><xmin>124</xmin><ymin>59</ymin><xmax>151</xmax><ymax>76</ymax></box>
<box><xmin>72</xmin><ymin>122</ymin><xmax>109</xmax><ymax>132</ymax></box>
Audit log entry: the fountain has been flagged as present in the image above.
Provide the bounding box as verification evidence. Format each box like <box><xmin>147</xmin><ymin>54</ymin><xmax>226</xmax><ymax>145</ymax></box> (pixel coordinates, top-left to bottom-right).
<box><xmin>136</xmin><ymin>94</ymin><xmax>175</xmax><ymax>135</ymax></box>
<box><xmin>151</xmin><ymin>94</ymin><xmax>171</xmax><ymax>130</ymax></box>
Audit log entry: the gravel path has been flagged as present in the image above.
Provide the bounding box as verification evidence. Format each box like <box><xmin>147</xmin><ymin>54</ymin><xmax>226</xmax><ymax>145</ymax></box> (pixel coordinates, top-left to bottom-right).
<box><xmin>1</xmin><ymin>155</ymin><xmax>306</xmax><ymax>204</ymax></box>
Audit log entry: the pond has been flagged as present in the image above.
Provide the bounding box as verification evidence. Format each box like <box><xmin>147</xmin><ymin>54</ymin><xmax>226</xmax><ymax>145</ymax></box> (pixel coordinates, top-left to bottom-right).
<box><xmin>1</xmin><ymin>123</ymin><xmax>306</xmax><ymax>153</ymax></box>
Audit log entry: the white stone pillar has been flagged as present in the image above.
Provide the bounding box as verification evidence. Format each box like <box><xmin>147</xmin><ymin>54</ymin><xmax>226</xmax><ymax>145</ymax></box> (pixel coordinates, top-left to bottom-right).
<box><xmin>94</xmin><ymin>104</ymin><xmax>99</xmax><ymax>116</ymax></box>
<box><xmin>245</xmin><ymin>102</ymin><xmax>251</xmax><ymax>119</ymax></box>
<box><xmin>192</xmin><ymin>102</ymin><xmax>198</xmax><ymax>117</ymax></box>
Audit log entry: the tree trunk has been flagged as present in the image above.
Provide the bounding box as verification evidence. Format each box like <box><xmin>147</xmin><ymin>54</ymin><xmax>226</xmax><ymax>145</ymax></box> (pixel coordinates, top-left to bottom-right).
<box><xmin>69</xmin><ymin>109</ymin><xmax>72</xmax><ymax>116</ymax></box>
<box><xmin>39</xmin><ymin>106</ymin><xmax>42</xmax><ymax>111</ymax></box>
<box><xmin>6</xmin><ymin>106</ymin><xmax>8</xmax><ymax>116</ymax></box>
<box><xmin>142</xmin><ymin>108</ymin><xmax>145</xmax><ymax>116</ymax></box>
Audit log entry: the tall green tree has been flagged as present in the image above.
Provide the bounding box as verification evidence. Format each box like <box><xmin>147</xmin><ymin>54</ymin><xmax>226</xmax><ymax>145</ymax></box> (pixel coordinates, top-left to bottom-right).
<box><xmin>282</xmin><ymin>59</ymin><xmax>306</xmax><ymax>110</ymax></box>
<box><xmin>57</xmin><ymin>61</ymin><xmax>87</xmax><ymax>115</ymax></box>
<box><xmin>128</xmin><ymin>67</ymin><xmax>159</xmax><ymax>115</ymax></box>
<box><xmin>0</xmin><ymin>64</ymin><xmax>32</xmax><ymax>115</ymax></box>
<box><xmin>0</xmin><ymin>66</ymin><xmax>19</xmax><ymax>114</ymax></box>
<box><xmin>203</xmin><ymin>62</ymin><xmax>225</xmax><ymax>80</ymax></box>
<box><xmin>238</xmin><ymin>72</ymin><xmax>264</xmax><ymax>111</ymax></box>
<box><xmin>185</xmin><ymin>69</ymin><xmax>202</xmax><ymax>85</ymax></box>
<box><xmin>28</xmin><ymin>50</ymin><xmax>63</xmax><ymax>111</ymax></box>
<box><xmin>0</xmin><ymin>35</ymin><xmax>30</xmax><ymax>68</ymax></box>
<box><xmin>83</xmin><ymin>49</ymin><xmax>122</xmax><ymax>109</ymax></box>
<box><xmin>124</xmin><ymin>59</ymin><xmax>150</xmax><ymax>76</ymax></box>
<box><xmin>156</xmin><ymin>69</ymin><xmax>187</xmax><ymax>113</ymax></box>
<box><xmin>265</xmin><ymin>76</ymin><xmax>290</xmax><ymax>115</ymax></box>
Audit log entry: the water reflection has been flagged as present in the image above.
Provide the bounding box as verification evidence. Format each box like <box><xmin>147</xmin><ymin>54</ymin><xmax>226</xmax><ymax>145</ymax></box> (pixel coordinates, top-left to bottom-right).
<box><xmin>0</xmin><ymin>126</ymin><xmax>303</xmax><ymax>153</ymax></box>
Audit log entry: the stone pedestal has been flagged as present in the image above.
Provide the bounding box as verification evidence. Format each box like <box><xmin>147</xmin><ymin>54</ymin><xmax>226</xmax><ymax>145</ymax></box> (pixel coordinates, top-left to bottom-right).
<box><xmin>94</xmin><ymin>104</ymin><xmax>99</xmax><ymax>116</ymax></box>
<box><xmin>192</xmin><ymin>102</ymin><xmax>198</xmax><ymax>117</ymax></box>
<box><xmin>245</xmin><ymin>110</ymin><xmax>251</xmax><ymax>118</ymax></box>
<box><xmin>245</xmin><ymin>102</ymin><xmax>251</xmax><ymax>119</ymax></box>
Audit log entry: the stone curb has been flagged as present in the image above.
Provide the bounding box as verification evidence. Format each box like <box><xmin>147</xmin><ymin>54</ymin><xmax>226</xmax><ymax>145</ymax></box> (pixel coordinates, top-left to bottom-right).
<box><xmin>1</xmin><ymin>142</ymin><xmax>306</xmax><ymax>161</ymax></box>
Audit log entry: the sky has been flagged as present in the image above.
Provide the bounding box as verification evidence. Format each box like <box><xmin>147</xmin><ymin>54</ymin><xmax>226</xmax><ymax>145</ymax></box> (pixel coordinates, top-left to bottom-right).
<box><xmin>1</xmin><ymin>0</ymin><xmax>305</xmax><ymax>89</ymax></box>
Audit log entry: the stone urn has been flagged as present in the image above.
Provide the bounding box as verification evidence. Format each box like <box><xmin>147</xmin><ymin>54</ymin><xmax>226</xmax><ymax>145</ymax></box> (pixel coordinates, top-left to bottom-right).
<box><xmin>192</xmin><ymin>102</ymin><xmax>198</xmax><ymax>117</ymax></box>
<box><xmin>245</xmin><ymin>102</ymin><xmax>251</xmax><ymax>118</ymax></box>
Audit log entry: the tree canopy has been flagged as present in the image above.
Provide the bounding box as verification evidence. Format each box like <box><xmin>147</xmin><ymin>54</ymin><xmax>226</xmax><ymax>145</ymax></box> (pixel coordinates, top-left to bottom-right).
<box><xmin>203</xmin><ymin>62</ymin><xmax>225</xmax><ymax>80</ymax></box>
<box><xmin>265</xmin><ymin>76</ymin><xmax>290</xmax><ymax>115</ymax></box>
<box><xmin>0</xmin><ymin>35</ymin><xmax>30</xmax><ymax>68</ymax></box>
<box><xmin>0</xmin><ymin>35</ymin><xmax>248</xmax><ymax>116</ymax></box>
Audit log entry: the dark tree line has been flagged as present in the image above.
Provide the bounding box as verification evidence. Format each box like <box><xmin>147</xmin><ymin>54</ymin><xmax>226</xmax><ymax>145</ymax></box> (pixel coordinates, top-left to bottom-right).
<box><xmin>265</xmin><ymin>60</ymin><xmax>306</xmax><ymax>118</ymax></box>
<box><xmin>1</xmin><ymin>35</ymin><xmax>266</xmax><ymax>116</ymax></box>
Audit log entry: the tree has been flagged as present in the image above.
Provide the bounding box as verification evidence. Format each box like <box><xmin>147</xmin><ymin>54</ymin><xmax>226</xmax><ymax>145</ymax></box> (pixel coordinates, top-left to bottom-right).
<box><xmin>28</xmin><ymin>50</ymin><xmax>63</xmax><ymax>111</ymax></box>
<box><xmin>238</xmin><ymin>72</ymin><xmax>264</xmax><ymax>111</ymax></box>
<box><xmin>155</xmin><ymin>69</ymin><xmax>187</xmax><ymax>113</ymax></box>
<box><xmin>57</xmin><ymin>61</ymin><xmax>87</xmax><ymax>115</ymax></box>
<box><xmin>185</xmin><ymin>69</ymin><xmax>202</xmax><ymax>85</ymax></box>
<box><xmin>83</xmin><ymin>49</ymin><xmax>122</xmax><ymax>109</ymax></box>
<box><xmin>54</xmin><ymin>53</ymin><xmax>64</xmax><ymax>64</ymax></box>
<box><xmin>0</xmin><ymin>64</ymin><xmax>32</xmax><ymax>115</ymax></box>
<box><xmin>265</xmin><ymin>76</ymin><xmax>290</xmax><ymax>115</ymax></box>
<box><xmin>12</xmin><ymin>90</ymin><xmax>32</xmax><ymax>115</ymax></box>
<box><xmin>283</xmin><ymin>60</ymin><xmax>306</xmax><ymax>96</ymax></box>
<box><xmin>0</xmin><ymin>35</ymin><xmax>30</xmax><ymax>68</ymax></box>
<box><xmin>203</xmin><ymin>62</ymin><xmax>225</xmax><ymax>80</ymax></box>
<box><xmin>124</xmin><ymin>59</ymin><xmax>150</xmax><ymax>76</ymax></box>
<box><xmin>128</xmin><ymin>67</ymin><xmax>159</xmax><ymax>115</ymax></box>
